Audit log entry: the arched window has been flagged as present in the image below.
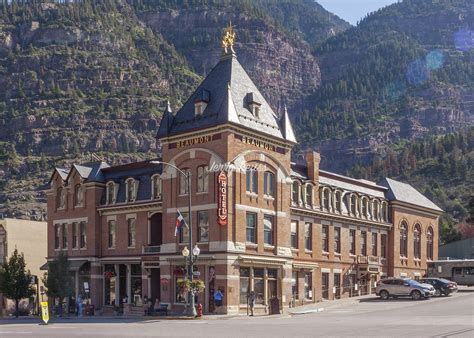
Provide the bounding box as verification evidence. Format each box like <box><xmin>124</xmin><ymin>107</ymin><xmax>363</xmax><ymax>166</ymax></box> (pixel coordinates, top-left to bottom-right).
<box><xmin>152</xmin><ymin>175</ymin><xmax>162</xmax><ymax>199</ymax></box>
<box><xmin>246</xmin><ymin>167</ymin><xmax>257</xmax><ymax>194</ymax></box>
<box><xmin>107</xmin><ymin>181</ymin><xmax>115</xmax><ymax>204</ymax></box>
<box><xmin>350</xmin><ymin>195</ymin><xmax>357</xmax><ymax>216</ymax></box>
<box><xmin>264</xmin><ymin>171</ymin><xmax>275</xmax><ymax>197</ymax></box>
<box><xmin>334</xmin><ymin>191</ymin><xmax>341</xmax><ymax>213</ymax></box>
<box><xmin>374</xmin><ymin>201</ymin><xmax>380</xmax><ymax>221</ymax></box>
<box><xmin>74</xmin><ymin>184</ymin><xmax>83</xmax><ymax>207</ymax></box>
<box><xmin>414</xmin><ymin>224</ymin><xmax>421</xmax><ymax>259</ymax></box>
<box><xmin>400</xmin><ymin>221</ymin><xmax>408</xmax><ymax>257</ymax></box>
<box><xmin>126</xmin><ymin>178</ymin><xmax>138</xmax><ymax>202</ymax></box>
<box><xmin>322</xmin><ymin>188</ymin><xmax>330</xmax><ymax>211</ymax></box>
<box><xmin>305</xmin><ymin>184</ymin><xmax>312</xmax><ymax>206</ymax></box>
<box><xmin>291</xmin><ymin>181</ymin><xmax>299</xmax><ymax>203</ymax></box>
<box><xmin>197</xmin><ymin>165</ymin><xmax>209</xmax><ymax>193</ymax></box>
<box><xmin>56</xmin><ymin>187</ymin><xmax>65</xmax><ymax>209</ymax></box>
<box><xmin>427</xmin><ymin>227</ymin><xmax>434</xmax><ymax>260</ymax></box>
<box><xmin>361</xmin><ymin>197</ymin><xmax>368</xmax><ymax>218</ymax></box>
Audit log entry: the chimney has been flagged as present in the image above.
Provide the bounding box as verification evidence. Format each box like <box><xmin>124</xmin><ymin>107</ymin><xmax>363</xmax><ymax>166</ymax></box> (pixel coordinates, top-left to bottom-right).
<box><xmin>305</xmin><ymin>150</ymin><xmax>321</xmax><ymax>183</ymax></box>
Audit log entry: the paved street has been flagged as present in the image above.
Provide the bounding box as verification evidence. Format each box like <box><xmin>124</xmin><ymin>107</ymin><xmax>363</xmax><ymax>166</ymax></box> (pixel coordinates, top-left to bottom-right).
<box><xmin>1</xmin><ymin>288</ymin><xmax>473</xmax><ymax>337</ymax></box>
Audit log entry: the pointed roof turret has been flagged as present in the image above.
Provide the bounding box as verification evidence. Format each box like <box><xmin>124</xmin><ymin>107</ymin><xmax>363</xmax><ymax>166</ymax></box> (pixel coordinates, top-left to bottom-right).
<box><xmin>156</xmin><ymin>101</ymin><xmax>174</xmax><ymax>139</ymax></box>
<box><xmin>156</xmin><ymin>24</ymin><xmax>296</xmax><ymax>144</ymax></box>
<box><xmin>281</xmin><ymin>105</ymin><xmax>297</xmax><ymax>143</ymax></box>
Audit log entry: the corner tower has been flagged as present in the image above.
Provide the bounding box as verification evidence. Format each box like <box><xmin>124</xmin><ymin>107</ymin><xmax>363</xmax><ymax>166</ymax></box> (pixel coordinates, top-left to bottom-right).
<box><xmin>157</xmin><ymin>24</ymin><xmax>297</xmax><ymax>314</ymax></box>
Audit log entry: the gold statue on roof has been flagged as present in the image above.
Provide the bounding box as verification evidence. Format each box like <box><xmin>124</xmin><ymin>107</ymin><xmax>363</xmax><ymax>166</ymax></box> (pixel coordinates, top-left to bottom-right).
<box><xmin>222</xmin><ymin>22</ymin><xmax>236</xmax><ymax>54</ymax></box>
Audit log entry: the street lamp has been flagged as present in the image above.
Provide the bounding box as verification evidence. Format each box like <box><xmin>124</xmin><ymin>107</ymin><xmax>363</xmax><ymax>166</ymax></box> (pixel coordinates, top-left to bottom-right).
<box><xmin>150</xmin><ymin>160</ymin><xmax>199</xmax><ymax>317</ymax></box>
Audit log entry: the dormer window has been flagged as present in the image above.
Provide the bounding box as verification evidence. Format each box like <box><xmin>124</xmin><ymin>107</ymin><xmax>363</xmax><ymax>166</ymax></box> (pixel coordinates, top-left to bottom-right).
<box><xmin>106</xmin><ymin>181</ymin><xmax>116</xmax><ymax>205</ymax></box>
<box><xmin>126</xmin><ymin>178</ymin><xmax>138</xmax><ymax>203</ymax></box>
<box><xmin>194</xmin><ymin>89</ymin><xmax>210</xmax><ymax>116</ymax></box>
<box><xmin>247</xmin><ymin>92</ymin><xmax>261</xmax><ymax>118</ymax></box>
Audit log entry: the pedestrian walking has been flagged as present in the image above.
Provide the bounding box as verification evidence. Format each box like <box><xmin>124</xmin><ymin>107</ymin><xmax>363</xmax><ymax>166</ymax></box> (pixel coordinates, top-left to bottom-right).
<box><xmin>214</xmin><ymin>289</ymin><xmax>223</xmax><ymax>307</ymax></box>
<box><xmin>248</xmin><ymin>291</ymin><xmax>256</xmax><ymax>316</ymax></box>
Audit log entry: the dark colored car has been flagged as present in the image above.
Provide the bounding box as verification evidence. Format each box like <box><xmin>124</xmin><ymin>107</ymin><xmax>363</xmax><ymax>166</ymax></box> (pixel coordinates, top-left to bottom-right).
<box><xmin>419</xmin><ymin>278</ymin><xmax>458</xmax><ymax>296</ymax></box>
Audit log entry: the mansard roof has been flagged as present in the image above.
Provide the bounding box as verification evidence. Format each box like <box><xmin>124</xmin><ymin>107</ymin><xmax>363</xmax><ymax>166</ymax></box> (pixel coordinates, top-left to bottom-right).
<box><xmin>380</xmin><ymin>177</ymin><xmax>443</xmax><ymax>212</ymax></box>
<box><xmin>157</xmin><ymin>52</ymin><xmax>296</xmax><ymax>143</ymax></box>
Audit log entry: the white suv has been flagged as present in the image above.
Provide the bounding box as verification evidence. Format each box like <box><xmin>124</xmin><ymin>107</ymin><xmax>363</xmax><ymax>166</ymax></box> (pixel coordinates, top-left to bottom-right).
<box><xmin>376</xmin><ymin>278</ymin><xmax>435</xmax><ymax>300</ymax></box>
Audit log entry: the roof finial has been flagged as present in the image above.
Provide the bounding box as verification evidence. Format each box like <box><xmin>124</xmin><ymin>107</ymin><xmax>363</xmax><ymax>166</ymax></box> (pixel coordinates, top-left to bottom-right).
<box><xmin>221</xmin><ymin>21</ymin><xmax>236</xmax><ymax>55</ymax></box>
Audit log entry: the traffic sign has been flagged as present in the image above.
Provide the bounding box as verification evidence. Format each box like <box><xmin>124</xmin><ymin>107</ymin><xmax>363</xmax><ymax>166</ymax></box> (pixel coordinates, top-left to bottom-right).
<box><xmin>193</xmin><ymin>271</ymin><xmax>201</xmax><ymax>276</ymax></box>
<box><xmin>41</xmin><ymin>302</ymin><xmax>49</xmax><ymax>324</ymax></box>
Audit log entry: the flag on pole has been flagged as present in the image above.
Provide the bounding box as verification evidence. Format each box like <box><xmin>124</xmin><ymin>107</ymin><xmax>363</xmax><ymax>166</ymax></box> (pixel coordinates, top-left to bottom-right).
<box><xmin>175</xmin><ymin>210</ymin><xmax>188</xmax><ymax>237</ymax></box>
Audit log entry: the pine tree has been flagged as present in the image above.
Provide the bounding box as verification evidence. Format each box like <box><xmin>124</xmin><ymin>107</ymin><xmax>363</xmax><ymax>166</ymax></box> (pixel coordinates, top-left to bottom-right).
<box><xmin>0</xmin><ymin>249</ymin><xmax>35</xmax><ymax>318</ymax></box>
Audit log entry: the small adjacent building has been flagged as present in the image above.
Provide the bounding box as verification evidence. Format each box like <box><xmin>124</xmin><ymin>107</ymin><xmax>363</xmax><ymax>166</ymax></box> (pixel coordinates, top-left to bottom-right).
<box><xmin>0</xmin><ymin>218</ymin><xmax>47</xmax><ymax>316</ymax></box>
<box><xmin>45</xmin><ymin>27</ymin><xmax>443</xmax><ymax>315</ymax></box>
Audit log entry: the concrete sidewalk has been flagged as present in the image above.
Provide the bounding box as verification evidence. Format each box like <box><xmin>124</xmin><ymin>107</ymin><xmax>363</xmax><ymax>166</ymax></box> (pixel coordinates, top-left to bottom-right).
<box><xmin>289</xmin><ymin>293</ymin><xmax>376</xmax><ymax>315</ymax></box>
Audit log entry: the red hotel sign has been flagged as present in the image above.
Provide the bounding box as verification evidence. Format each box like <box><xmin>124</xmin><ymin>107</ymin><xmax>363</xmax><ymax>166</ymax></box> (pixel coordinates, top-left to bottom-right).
<box><xmin>217</xmin><ymin>171</ymin><xmax>228</xmax><ymax>226</ymax></box>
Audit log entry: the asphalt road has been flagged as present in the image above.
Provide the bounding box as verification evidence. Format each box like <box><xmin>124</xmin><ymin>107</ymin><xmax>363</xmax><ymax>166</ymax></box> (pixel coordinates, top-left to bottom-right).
<box><xmin>1</xmin><ymin>288</ymin><xmax>473</xmax><ymax>337</ymax></box>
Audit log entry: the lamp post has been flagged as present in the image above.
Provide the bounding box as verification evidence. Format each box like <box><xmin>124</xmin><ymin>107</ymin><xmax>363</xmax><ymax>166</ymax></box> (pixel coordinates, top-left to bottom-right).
<box><xmin>150</xmin><ymin>160</ymin><xmax>200</xmax><ymax>317</ymax></box>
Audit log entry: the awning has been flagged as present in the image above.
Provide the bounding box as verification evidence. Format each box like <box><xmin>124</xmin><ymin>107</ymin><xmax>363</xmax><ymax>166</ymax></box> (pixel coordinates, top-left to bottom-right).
<box><xmin>39</xmin><ymin>260</ymin><xmax>87</xmax><ymax>271</ymax></box>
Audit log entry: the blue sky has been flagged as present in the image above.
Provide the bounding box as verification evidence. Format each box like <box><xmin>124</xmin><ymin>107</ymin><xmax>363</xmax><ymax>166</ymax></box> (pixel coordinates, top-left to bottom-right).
<box><xmin>317</xmin><ymin>0</ymin><xmax>400</xmax><ymax>25</ymax></box>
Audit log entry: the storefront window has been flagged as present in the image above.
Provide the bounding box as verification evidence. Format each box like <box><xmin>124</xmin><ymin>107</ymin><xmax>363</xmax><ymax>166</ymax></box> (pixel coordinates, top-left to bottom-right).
<box><xmin>104</xmin><ymin>264</ymin><xmax>117</xmax><ymax>306</ymax></box>
<box><xmin>175</xmin><ymin>277</ymin><xmax>186</xmax><ymax>303</ymax></box>
<box><xmin>304</xmin><ymin>273</ymin><xmax>312</xmax><ymax>300</ymax></box>
<box><xmin>254</xmin><ymin>269</ymin><xmax>265</xmax><ymax>305</ymax></box>
<box><xmin>292</xmin><ymin>272</ymin><xmax>298</xmax><ymax>299</ymax></box>
<box><xmin>130</xmin><ymin>264</ymin><xmax>142</xmax><ymax>305</ymax></box>
<box><xmin>78</xmin><ymin>262</ymin><xmax>91</xmax><ymax>302</ymax></box>
<box><xmin>240</xmin><ymin>267</ymin><xmax>250</xmax><ymax>304</ymax></box>
<box><xmin>268</xmin><ymin>269</ymin><xmax>278</xmax><ymax>299</ymax></box>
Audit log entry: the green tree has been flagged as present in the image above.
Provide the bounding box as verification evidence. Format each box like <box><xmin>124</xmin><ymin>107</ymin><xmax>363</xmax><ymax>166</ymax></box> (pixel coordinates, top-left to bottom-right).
<box><xmin>42</xmin><ymin>252</ymin><xmax>74</xmax><ymax>317</ymax></box>
<box><xmin>0</xmin><ymin>249</ymin><xmax>35</xmax><ymax>318</ymax></box>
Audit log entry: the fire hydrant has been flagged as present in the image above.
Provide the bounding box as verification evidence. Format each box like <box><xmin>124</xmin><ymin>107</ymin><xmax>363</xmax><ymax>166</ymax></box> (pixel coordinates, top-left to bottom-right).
<box><xmin>196</xmin><ymin>303</ymin><xmax>203</xmax><ymax>317</ymax></box>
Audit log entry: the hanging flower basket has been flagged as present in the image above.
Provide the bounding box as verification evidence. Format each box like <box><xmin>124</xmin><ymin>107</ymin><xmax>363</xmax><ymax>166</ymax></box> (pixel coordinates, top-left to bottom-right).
<box><xmin>178</xmin><ymin>279</ymin><xmax>205</xmax><ymax>296</ymax></box>
<box><xmin>173</xmin><ymin>266</ymin><xmax>186</xmax><ymax>276</ymax></box>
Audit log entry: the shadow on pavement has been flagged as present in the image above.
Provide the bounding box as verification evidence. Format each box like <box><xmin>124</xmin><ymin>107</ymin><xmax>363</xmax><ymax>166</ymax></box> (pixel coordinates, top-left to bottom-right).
<box><xmin>358</xmin><ymin>297</ymin><xmax>431</xmax><ymax>303</ymax></box>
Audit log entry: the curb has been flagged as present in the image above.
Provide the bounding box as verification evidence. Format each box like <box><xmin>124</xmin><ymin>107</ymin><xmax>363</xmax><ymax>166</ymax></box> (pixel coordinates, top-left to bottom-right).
<box><xmin>291</xmin><ymin>308</ymin><xmax>325</xmax><ymax>315</ymax></box>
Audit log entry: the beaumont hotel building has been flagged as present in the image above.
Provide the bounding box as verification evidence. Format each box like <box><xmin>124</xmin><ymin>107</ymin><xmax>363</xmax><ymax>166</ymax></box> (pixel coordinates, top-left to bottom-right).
<box><xmin>45</xmin><ymin>39</ymin><xmax>442</xmax><ymax>315</ymax></box>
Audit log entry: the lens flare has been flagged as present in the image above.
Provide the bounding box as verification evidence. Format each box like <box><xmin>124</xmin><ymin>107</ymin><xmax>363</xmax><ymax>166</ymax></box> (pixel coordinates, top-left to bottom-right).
<box><xmin>406</xmin><ymin>59</ymin><xmax>430</xmax><ymax>86</ymax></box>
<box><xmin>426</xmin><ymin>50</ymin><xmax>445</xmax><ymax>70</ymax></box>
<box><xmin>385</xmin><ymin>81</ymin><xmax>407</xmax><ymax>100</ymax></box>
<box><xmin>454</xmin><ymin>28</ymin><xmax>473</xmax><ymax>51</ymax></box>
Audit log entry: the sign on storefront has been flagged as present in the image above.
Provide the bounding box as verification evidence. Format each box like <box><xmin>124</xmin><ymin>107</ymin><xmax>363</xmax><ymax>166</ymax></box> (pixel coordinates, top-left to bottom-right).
<box><xmin>217</xmin><ymin>171</ymin><xmax>228</xmax><ymax>225</ymax></box>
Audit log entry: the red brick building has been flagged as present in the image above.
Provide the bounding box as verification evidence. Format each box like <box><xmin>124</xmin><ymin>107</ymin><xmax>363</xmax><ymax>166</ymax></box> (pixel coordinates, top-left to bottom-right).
<box><xmin>46</xmin><ymin>35</ymin><xmax>442</xmax><ymax>315</ymax></box>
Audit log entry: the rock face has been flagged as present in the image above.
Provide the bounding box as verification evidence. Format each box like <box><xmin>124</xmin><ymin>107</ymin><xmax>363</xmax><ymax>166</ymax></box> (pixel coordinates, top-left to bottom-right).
<box><xmin>138</xmin><ymin>9</ymin><xmax>322</xmax><ymax>114</ymax></box>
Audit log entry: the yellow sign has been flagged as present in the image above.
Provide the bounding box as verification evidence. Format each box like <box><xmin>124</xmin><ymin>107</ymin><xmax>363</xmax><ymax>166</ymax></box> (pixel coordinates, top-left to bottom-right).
<box><xmin>41</xmin><ymin>301</ymin><xmax>49</xmax><ymax>324</ymax></box>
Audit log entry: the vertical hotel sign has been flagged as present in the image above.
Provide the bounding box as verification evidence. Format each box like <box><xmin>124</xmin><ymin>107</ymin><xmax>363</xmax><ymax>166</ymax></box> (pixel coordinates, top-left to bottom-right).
<box><xmin>217</xmin><ymin>171</ymin><xmax>227</xmax><ymax>225</ymax></box>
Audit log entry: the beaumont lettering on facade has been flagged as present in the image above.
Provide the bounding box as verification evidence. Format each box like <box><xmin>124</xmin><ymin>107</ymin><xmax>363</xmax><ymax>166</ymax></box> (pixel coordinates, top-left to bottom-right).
<box><xmin>45</xmin><ymin>28</ymin><xmax>442</xmax><ymax>316</ymax></box>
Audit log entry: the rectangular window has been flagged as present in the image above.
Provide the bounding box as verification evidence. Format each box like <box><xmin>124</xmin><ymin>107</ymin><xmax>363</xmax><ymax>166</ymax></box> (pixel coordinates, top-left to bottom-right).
<box><xmin>179</xmin><ymin>169</ymin><xmax>191</xmax><ymax>195</ymax></box>
<box><xmin>108</xmin><ymin>220</ymin><xmax>116</xmax><ymax>248</ymax></box>
<box><xmin>263</xmin><ymin>171</ymin><xmax>274</xmax><ymax>197</ymax></box>
<box><xmin>322</xmin><ymin>272</ymin><xmax>329</xmax><ymax>300</ymax></box>
<box><xmin>127</xmin><ymin>218</ymin><xmax>136</xmax><ymax>248</ymax></box>
<box><xmin>304</xmin><ymin>222</ymin><xmax>312</xmax><ymax>250</ymax></box>
<box><xmin>246</xmin><ymin>168</ymin><xmax>257</xmax><ymax>193</ymax></box>
<box><xmin>263</xmin><ymin>215</ymin><xmax>273</xmax><ymax>245</ymax></box>
<box><xmin>349</xmin><ymin>229</ymin><xmax>356</xmax><ymax>255</ymax></box>
<box><xmin>55</xmin><ymin>224</ymin><xmax>60</xmax><ymax>249</ymax></box>
<box><xmin>253</xmin><ymin>268</ymin><xmax>264</xmax><ymax>304</ymax></box>
<box><xmin>62</xmin><ymin>223</ymin><xmax>68</xmax><ymax>249</ymax></box>
<box><xmin>198</xmin><ymin>211</ymin><xmax>209</xmax><ymax>242</ymax></box>
<box><xmin>291</xmin><ymin>221</ymin><xmax>298</xmax><ymax>249</ymax></box>
<box><xmin>304</xmin><ymin>273</ymin><xmax>312</xmax><ymax>300</ymax></box>
<box><xmin>322</xmin><ymin>225</ymin><xmax>329</xmax><ymax>253</ymax></box>
<box><xmin>72</xmin><ymin>222</ymin><xmax>78</xmax><ymax>249</ymax></box>
<box><xmin>334</xmin><ymin>227</ymin><xmax>341</xmax><ymax>254</ymax></box>
<box><xmin>197</xmin><ymin>166</ymin><xmax>209</xmax><ymax>193</ymax></box>
<box><xmin>381</xmin><ymin>234</ymin><xmax>387</xmax><ymax>258</ymax></box>
<box><xmin>179</xmin><ymin>212</ymin><xmax>190</xmax><ymax>243</ymax></box>
<box><xmin>240</xmin><ymin>267</ymin><xmax>250</xmax><ymax>304</ymax></box>
<box><xmin>246</xmin><ymin>212</ymin><xmax>256</xmax><ymax>243</ymax></box>
<box><xmin>371</xmin><ymin>232</ymin><xmax>378</xmax><ymax>256</ymax></box>
<box><xmin>360</xmin><ymin>231</ymin><xmax>367</xmax><ymax>256</ymax></box>
<box><xmin>80</xmin><ymin>221</ymin><xmax>87</xmax><ymax>249</ymax></box>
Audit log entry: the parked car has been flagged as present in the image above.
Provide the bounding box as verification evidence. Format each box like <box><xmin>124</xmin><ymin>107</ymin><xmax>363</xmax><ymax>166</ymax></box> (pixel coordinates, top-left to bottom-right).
<box><xmin>418</xmin><ymin>277</ymin><xmax>458</xmax><ymax>296</ymax></box>
<box><xmin>375</xmin><ymin>278</ymin><xmax>435</xmax><ymax>300</ymax></box>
